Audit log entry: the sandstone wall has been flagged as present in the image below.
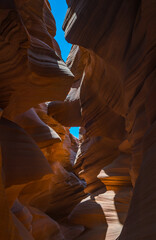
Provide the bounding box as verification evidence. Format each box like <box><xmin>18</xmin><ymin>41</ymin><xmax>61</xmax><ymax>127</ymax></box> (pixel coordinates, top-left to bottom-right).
<box><xmin>0</xmin><ymin>0</ymin><xmax>156</xmax><ymax>240</ymax></box>
<box><xmin>0</xmin><ymin>1</ymin><xmax>85</xmax><ymax>239</ymax></box>
<box><xmin>49</xmin><ymin>0</ymin><xmax>156</xmax><ymax>239</ymax></box>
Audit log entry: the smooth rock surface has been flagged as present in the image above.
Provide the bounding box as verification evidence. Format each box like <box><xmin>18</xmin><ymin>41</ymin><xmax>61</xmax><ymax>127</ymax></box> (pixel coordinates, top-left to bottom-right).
<box><xmin>0</xmin><ymin>0</ymin><xmax>155</xmax><ymax>239</ymax></box>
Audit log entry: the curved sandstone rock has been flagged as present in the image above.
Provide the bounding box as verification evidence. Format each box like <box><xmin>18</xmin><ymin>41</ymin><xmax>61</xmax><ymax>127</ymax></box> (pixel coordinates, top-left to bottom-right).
<box><xmin>0</xmin><ymin>0</ymin><xmax>74</xmax><ymax>121</ymax></box>
<box><xmin>14</xmin><ymin>108</ymin><xmax>61</xmax><ymax>149</ymax></box>
<box><xmin>0</xmin><ymin>117</ymin><xmax>52</xmax><ymax>187</ymax></box>
<box><xmin>0</xmin><ymin>0</ymin><xmax>155</xmax><ymax>239</ymax></box>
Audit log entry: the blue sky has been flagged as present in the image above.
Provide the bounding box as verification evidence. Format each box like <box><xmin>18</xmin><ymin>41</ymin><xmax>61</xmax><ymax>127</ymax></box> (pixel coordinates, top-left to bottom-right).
<box><xmin>49</xmin><ymin>0</ymin><xmax>80</xmax><ymax>138</ymax></box>
<box><xmin>49</xmin><ymin>0</ymin><xmax>71</xmax><ymax>61</ymax></box>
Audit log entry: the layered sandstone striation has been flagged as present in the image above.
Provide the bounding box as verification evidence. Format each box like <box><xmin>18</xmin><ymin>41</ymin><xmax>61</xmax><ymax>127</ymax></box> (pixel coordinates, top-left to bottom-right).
<box><xmin>0</xmin><ymin>1</ymin><xmax>84</xmax><ymax>239</ymax></box>
<box><xmin>0</xmin><ymin>0</ymin><xmax>156</xmax><ymax>240</ymax></box>
<box><xmin>0</xmin><ymin>0</ymin><xmax>74</xmax><ymax>121</ymax></box>
<box><xmin>50</xmin><ymin>0</ymin><xmax>156</xmax><ymax>239</ymax></box>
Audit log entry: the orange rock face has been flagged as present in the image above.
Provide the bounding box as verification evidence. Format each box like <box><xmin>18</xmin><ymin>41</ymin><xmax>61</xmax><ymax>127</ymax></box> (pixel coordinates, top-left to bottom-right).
<box><xmin>0</xmin><ymin>0</ymin><xmax>74</xmax><ymax>121</ymax></box>
<box><xmin>0</xmin><ymin>0</ymin><xmax>156</xmax><ymax>240</ymax></box>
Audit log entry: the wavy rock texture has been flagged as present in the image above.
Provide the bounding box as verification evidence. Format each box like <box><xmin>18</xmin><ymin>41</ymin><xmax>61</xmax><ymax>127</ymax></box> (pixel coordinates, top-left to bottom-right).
<box><xmin>0</xmin><ymin>0</ymin><xmax>74</xmax><ymax>121</ymax></box>
<box><xmin>0</xmin><ymin>1</ymin><xmax>84</xmax><ymax>240</ymax></box>
<box><xmin>49</xmin><ymin>0</ymin><xmax>155</xmax><ymax>239</ymax></box>
<box><xmin>49</xmin><ymin>45</ymin><xmax>132</xmax><ymax>240</ymax></box>
<box><xmin>0</xmin><ymin>0</ymin><xmax>156</xmax><ymax>240</ymax></box>
<box><xmin>0</xmin><ymin>103</ymin><xmax>85</xmax><ymax>239</ymax></box>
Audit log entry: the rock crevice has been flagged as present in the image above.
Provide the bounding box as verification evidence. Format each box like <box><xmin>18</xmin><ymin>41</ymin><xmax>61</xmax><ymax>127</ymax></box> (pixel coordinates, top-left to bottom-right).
<box><xmin>0</xmin><ymin>0</ymin><xmax>156</xmax><ymax>239</ymax></box>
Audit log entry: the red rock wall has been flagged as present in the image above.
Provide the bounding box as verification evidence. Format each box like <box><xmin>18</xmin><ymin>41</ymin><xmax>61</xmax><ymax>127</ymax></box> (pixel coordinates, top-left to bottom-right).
<box><xmin>50</xmin><ymin>0</ymin><xmax>156</xmax><ymax>239</ymax></box>
<box><xmin>0</xmin><ymin>1</ymin><xmax>85</xmax><ymax>239</ymax></box>
<box><xmin>0</xmin><ymin>0</ymin><xmax>156</xmax><ymax>240</ymax></box>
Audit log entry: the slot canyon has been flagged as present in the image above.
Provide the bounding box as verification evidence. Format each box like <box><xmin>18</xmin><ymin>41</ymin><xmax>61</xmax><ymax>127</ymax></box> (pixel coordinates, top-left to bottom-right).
<box><xmin>0</xmin><ymin>0</ymin><xmax>156</xmax><ymax>239</ymax></box>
